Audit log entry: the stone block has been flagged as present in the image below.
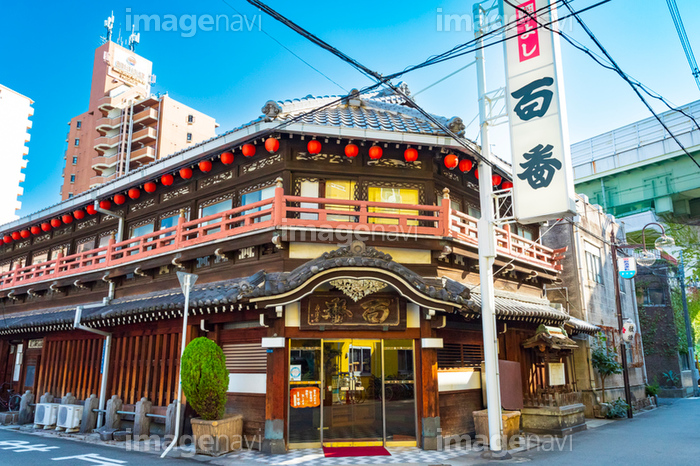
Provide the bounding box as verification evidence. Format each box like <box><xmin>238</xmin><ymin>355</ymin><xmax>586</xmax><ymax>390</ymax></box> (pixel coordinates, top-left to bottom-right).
<box><xmin>473</xmin><ymin>409</ymin><xmax>521</xmax><ymax>448</ymax></box>
<box><xmin>521</xmin><ymin>403</ymin><xmax>587</xmax><ymax>437</ymax></box>
<box><xmin>133</xmin><ymin>397</ymin><xmax>152</xmax><ymax>438</ymax></box>
<box><xmin>81</xmin><ymin>394</ymin><xmax>99</xmax><ymax>433</ymax></box>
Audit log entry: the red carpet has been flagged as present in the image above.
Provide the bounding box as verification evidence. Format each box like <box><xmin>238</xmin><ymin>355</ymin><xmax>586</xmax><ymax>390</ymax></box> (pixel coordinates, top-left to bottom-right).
<box><xmin>323</xmin><ymin>446</ymin><xmax>391</xmax><ymax>457</ymax></box>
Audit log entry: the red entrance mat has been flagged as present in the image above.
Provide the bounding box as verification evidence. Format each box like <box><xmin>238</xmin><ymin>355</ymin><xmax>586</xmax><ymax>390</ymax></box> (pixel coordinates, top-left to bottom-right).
<box><xmin>323</xmin><ymin>446</ymin><xmax>391</xmax><ymax>457</ymax></box>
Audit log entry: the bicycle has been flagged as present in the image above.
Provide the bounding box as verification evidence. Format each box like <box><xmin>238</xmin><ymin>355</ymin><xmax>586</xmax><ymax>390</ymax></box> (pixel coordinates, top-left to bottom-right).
<box><xmin>0</xmin><ymin>382</ymin><xmax>21</xmax><ymax>412</ymax></box>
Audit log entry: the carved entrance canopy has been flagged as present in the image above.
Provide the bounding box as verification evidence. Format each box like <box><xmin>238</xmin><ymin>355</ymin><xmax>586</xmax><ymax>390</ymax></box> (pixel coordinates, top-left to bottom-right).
<box><xmin>329</xmin><ymin>278</ymin><xmax>386</xmax><ymax>302</ymax></box>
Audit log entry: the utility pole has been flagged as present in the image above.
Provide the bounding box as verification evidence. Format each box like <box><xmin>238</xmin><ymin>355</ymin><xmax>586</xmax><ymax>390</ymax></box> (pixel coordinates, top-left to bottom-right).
<box><xmin>473</xmin><ymin>2</ymin><xmax>504</xmax><ymax>454</ymax></box>
<box><xmin>610</xmin><ymin>230</ymin><xmax>633</xmax><ymax>418</ymax></box>
<box><xmin>678</xmin><ymin>251</ymin><xmax>699</xmax><ymax>395</ymax></box>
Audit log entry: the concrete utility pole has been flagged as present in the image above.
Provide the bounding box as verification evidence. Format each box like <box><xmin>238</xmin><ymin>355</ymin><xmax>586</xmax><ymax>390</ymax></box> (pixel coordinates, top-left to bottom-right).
<box><xmin>678</xmin><ymin>251</ymin><xmax>699</xmax><ymax>395</ymax></box>
<box><xmin>610</xmin><ymin>231</ymin><xmax>634</xmax><ymax>418</ymax></box>
<box><xmin>473</xmin><ymin>2</ymin><xmax>504</xmax><ymax>453</ymax></box>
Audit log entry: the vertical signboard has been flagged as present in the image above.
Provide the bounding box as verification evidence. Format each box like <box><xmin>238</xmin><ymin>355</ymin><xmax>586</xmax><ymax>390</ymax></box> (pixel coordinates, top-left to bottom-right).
<box><xmin>618</xmin><ymin>257</ymin><xmax>637</xmax><ymax>279</ymax></box>
<box><xmin>503</xmin><ymin>0</ymin><xmax>577</xmax><ymax>223</ymax></box>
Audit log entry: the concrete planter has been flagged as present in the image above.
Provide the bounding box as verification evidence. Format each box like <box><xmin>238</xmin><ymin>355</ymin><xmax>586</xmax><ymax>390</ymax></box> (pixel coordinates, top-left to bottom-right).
<box><xmin>190</xmin><ymin>414</ymin><xmax>243</xmax><ymax>456</ymax></box>
<box><xmin>521</xmin><ymin>403</ymin><xmax>587</xmax><ymax>437</ymax></box>
<box><xmin>473</xmin><ymin>409</ymin><xmax>520</xmax><ymax>448</ymax></box>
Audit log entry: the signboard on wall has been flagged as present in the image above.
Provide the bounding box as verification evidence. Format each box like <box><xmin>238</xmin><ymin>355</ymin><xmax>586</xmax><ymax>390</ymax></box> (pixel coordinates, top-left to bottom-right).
<box><xmin>503</xmin><ymin>0</ymin><xmax>577</xmax><ymax>223</ymax></box>
<box><xmin>548</xmin><ymin>362</ymin><xmax>566</xmax><ymax>386</ymax></box>
<box><xmin>301</xmin><ymin>294</ymin><xmax>404</xmax><ymax>330</ymax></box>
<box><xmin>618</xmin><ymin>257</ymin><xmax>637</xmax><ymax>279</ymax></box>
<box><xmin>109</xmin><ymin>46</ymin><xmax>152</xmax><ymax>93</ymax></box>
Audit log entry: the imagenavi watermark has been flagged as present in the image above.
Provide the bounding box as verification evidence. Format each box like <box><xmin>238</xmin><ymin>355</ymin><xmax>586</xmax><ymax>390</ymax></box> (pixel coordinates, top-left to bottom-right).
<box><xmin>125</xmin><ymin>432</ymin><xmax>262</xmax><ymax>457</ymax></box>
<box><xmin>125</xmin><ymin>9</ymin><xmax>262</xmax><ymax>38</ymax></box>
<box><xmin>437</xmin><ymin>428</ymin><xmax>574</xmax><ymax>454</ymax></box>
<box><xmin>435</xmin><ymin>7</ymin><xmax>575</xmax><ymax>33</ymax></box>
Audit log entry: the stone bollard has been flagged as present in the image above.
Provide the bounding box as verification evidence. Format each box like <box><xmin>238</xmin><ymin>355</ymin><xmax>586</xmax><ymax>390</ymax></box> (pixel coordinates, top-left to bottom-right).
<box><xmin>133</xmin><ymin>397</ymin><xmax>152</xmax><ymax>438</ymax></box>
<box><xmin>62</xmin><ymin>392</ymin><xmax>77</xmax><ymax>405</ymax></box>
<box><xmin>105</xmin><ymin>395</ymin><xmax>123</xmax><ymax>430</ymax></box>
<box><xmin>18</xmin><ymin>391</ymin><xmax>34</xmax><ymax>425</ymax></box>
<box><xmin>165</xmin><ymin>400</ymin><xmax>177</xmax><ymax>437</ymax></box>
<box><xmin>40</xmin><ymin>392</ymin><xmax>53</xmax><ymax>404</ymax></box>
<box><xmin>81</xmin><ymin>394</ymin><xmax>99</xmax><ymax>433</ymax></box>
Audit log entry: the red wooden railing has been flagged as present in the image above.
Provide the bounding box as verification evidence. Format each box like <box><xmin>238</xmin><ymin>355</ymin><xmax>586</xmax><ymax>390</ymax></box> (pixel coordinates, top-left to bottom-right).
<box><xmin>0</xmin><ymin>186</ymin><xmax>560</xmax><ymax>290</ymax></box>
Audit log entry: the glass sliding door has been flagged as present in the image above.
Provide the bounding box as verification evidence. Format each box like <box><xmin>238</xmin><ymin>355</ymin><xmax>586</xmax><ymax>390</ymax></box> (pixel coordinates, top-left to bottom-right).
<box><xmin>288</xmin><ymin>340</ymin><xmax>322</xmax><ymax>446</ymax></box>
<box><xmin>383</xmin><ymin>339</ymin><xmax>417</xmax><ymax>445</ymax></box>
<box><xmin>322</xmin><ymin>339</ymin><xmax>383</xmax><ymax>446</ymax></box>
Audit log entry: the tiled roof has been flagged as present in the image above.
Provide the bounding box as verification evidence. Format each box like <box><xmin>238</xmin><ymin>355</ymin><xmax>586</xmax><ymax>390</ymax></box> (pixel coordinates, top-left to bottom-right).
<box><xmin>564</xmin><ymin>316</ymin><xmax>600</xmax><ymax>335</ymax></box>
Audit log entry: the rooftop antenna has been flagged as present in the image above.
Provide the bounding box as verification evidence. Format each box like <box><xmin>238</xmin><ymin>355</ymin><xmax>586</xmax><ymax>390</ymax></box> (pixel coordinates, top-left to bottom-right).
<box><xmin>128</xmin><ymin>25</ymin><xmax>140</xmax><ymax>52</ymax></box>
<box><xmin>104</xmin><ymin>12</ymin><xmax>115</xmax><ymax>43</ymax></box>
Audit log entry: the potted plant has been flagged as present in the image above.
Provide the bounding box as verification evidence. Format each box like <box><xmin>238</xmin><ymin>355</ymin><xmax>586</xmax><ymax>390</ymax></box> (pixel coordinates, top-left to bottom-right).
<box><xmin>645</xmin><ymin>381</ymin><xmax>660</xmax><ymax>406</ymax></box>
<box><xmin>181</xmin><ymin>337</ymin><xmax>241</xmax><ymax>456</ymax></box>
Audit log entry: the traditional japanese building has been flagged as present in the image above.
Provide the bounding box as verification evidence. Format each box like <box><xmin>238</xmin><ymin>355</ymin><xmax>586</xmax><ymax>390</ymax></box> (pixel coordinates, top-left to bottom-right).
<box><xmin>0</xmin><ymin>86</ymin><xmax>597</xmax><ymax>451</ymax></box>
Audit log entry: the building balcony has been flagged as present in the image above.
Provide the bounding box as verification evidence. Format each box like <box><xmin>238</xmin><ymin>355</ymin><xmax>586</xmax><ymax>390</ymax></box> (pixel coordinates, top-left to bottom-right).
<box><xmin>91</xmin><ymin>154</ymin><xmax>121</xmax><ymax>173</ymax></box>
<box><xmin>96</xmin><ymin>116</ymin><xmax>122</xmax><ymax>134</ymax></box>
<box><xmin>131</xmin><ymin>127</ymin><xmax>157</xmax><ymax>145</ymax></box>
<box><xmin>97</xmin><ymin>96</ymin><xmax>117</xmax><ymax>113</ymax></box>
<box><xmin>133</xmin><ymin>108</ymin><xmax>158</xmax><ymax>126</ymax></box>
<box><xmin>130</xmin><ymin>146</ymin><xmax>156</xmax><ymax>165</ymax></box>
<box><xmin>0</xmin><ymin>188</ymin><xmax>562</xmax><ymax>291</ymax></box>
<box><xmin>94</xmin><ymin>135</ymin><xmax>120</xmax><ymax>153</ymax></box>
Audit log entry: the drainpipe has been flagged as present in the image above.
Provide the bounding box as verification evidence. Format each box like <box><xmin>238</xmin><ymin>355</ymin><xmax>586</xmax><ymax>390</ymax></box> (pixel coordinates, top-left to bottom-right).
<box><xmin>94</xmin><ymin>200</ymin><xmax>125</xmax><ymax>243</ymax></box>
<box><xmin>73</xmin><ymin>303</ymin><xmax>112</xmax><ymax>428</ymax></box>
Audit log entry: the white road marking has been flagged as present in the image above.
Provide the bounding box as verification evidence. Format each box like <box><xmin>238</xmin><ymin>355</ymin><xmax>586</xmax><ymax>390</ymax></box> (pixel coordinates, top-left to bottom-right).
<box><xmin>51</xmin><ymin>453</ymin><xmax>127</xmax><ymax>465</ymax></box>
<box><xmin>0</xmin><ymin>440</ymin><xmax>60</xmax><ymax>452</ymax></box>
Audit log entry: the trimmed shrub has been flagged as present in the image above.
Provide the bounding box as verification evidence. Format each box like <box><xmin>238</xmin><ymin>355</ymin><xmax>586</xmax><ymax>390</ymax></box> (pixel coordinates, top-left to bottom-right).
<box><xmin>181</xmin><ymin>337</ymin><xmax>228</xmax><ymax>421</ymax></box>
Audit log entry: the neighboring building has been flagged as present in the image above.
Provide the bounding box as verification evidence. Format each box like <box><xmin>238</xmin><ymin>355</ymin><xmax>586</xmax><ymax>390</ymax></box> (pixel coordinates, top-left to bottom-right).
<box><xmin>61</xmin><ymin>40</ymin><xmax>217</xmax><ymax>199</ymax></box>
<box><xmin>0</xmin><ymin>85</ymin><xmax>32</xmax><ymax>224</ymax></box>
<box><xmin>542</xmin><ymin>195</ymin><xmax>648</xmax><ymax>416</ymax></box>
<box><xmin>0</xmin><ymin>87</ymin><xmax>598</xmax><ymax>451</ymax></box>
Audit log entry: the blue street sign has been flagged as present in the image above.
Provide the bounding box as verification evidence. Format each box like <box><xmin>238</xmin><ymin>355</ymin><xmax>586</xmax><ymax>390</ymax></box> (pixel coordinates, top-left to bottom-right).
<box><xmin>618</xmin><ymin>257</ymin><xmax>637</xmax><ymax>279</ymax></box>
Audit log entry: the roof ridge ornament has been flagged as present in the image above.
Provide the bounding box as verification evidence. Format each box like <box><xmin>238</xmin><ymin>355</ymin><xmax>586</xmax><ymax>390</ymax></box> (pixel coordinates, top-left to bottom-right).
<box><xmin>261</xmin><ymin>100</ymin><xmax>283</xmax><ymax>121</ymax></box>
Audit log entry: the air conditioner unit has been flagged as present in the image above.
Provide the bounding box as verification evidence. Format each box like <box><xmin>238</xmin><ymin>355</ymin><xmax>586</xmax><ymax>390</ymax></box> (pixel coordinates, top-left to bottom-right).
<box><xmin>34</xmin><ymin>403</ymin><xmax>59</xmax><ymax>427</ymax></box>
<box><xmin>57</xmin><ymin>405</ymin><xmax>83</xmax><ymax>432</ymax></box>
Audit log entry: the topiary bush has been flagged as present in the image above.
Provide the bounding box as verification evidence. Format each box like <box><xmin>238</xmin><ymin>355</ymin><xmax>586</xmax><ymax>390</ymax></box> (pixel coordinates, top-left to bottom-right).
<box><xmin>181</xmin><ymin>337</ymin><xmax>228</xmax><ymax>421</ymax></box>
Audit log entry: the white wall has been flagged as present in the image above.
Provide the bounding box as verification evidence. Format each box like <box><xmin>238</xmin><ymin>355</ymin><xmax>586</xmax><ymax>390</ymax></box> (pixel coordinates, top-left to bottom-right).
<box><xmin>0</xmin><ymin>85</ymin><xmax>32</xmax><ymax>225</ymax></box>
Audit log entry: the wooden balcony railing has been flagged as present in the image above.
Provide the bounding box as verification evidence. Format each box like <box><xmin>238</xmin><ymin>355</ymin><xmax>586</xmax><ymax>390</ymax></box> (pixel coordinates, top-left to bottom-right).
<box><xmin>0</xmin><ymin>185</ymin><xmax>560</xmax><ymax>291</ymax></box>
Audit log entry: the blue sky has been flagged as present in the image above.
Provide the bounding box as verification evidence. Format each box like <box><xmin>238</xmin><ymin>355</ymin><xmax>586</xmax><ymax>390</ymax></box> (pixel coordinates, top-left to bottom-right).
<box><xmin>2</xmin><ymin>0</ymin><xmax>700</xmax><ymax>216</ymax></box>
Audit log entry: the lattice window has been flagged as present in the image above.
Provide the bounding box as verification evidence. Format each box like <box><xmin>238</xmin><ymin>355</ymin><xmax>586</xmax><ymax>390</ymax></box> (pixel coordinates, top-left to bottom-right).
<box><xmin>437</xmin><ymin>343</ymin><xmax>483</xmax><ymax>369</ymax></box>
<box><xmin>223</xmin><ymin>343</ymin><xmax>267</xmax><ymax>374</ymax></box>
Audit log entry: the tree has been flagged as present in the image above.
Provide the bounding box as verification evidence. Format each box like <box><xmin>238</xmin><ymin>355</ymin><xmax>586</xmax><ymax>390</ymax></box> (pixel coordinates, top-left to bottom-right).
<box><xmin>180</xmin><ymin>337</ymin><xmax>228</xmax><ymax>420</ymax></box>
<box><xmin>591</xmin><ymin>334</ymin><xmax>623</xmax><ymax>403</ymax></box>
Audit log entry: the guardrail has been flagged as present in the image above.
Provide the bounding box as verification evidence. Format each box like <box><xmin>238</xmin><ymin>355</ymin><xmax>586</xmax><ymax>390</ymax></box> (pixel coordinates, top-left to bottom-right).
<box><xmin>0</xmin><ymin>184</ymin><xmax>560</xmax><ymax>291</ymax></box>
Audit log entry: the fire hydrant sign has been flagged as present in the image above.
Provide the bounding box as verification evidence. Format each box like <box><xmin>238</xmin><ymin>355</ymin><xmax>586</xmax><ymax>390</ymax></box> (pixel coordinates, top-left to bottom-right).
<box><xmin>290</xmin><ymin>386</ymin><xmax>320</xmax><ymax>408</ymax></box>
<box><xmin>503</xmin><ymin>0</ymin><xmax>577</xmax><ymax>223</ymax></box>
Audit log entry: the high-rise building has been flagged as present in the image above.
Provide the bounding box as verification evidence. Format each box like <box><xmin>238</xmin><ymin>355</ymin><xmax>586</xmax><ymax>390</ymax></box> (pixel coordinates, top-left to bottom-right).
<box><xmin>0</xmin><ymin>84</ymin><xmax>33</xmax><ymax>224</ymax></box>
<box><xmin>61</xmin><ymin>40</ymin><xmax>217</xmax><ymax>199</ymax></box>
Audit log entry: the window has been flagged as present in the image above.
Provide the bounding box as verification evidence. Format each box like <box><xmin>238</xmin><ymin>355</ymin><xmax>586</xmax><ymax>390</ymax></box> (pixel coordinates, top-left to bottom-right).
<box><xmin>130</xmin><ymin>221</ymin><xmax>155</xmax><ymax>239</ymax></box>
<box><xmin>50</xmin><ymin>246</ymin><xmax>69</xmax><ymax>260</ymax></box>
<box><xmin>10</xmin><ymin>257</ymin><xmax>26</xmax><ymax>271</ymax></box>
<box><xmin>76</xmin><ymin>238</ymin><xmax>96</xmax><ymax>254</ymax></box>
<box><xmin>200</xmin><ymin>198</ymin><xmax>233</xmax><ymax>224</ymax></box>
<box><xmin>242</xmin><ymin>186</ymin><xmax>275</xmax><ymax>222</ymax></box>
<box><xmin>187</xmin><ymin>114</ymin><xmax>194</xmax><ymax>124</ymax></box>
<box><xmin>68</xmin><ymin>193</ymin><xmax>73</xmax><ymax>199</ymax></box>
<box><xmin>514</xmin><ymin>225</ymin><xmax>534</xmax><ymax>241</ymax></box>
<box><xmin>74</xmin><ymin>138</ymin><xmax>80</xmax><ymax>147</ymax></box>
<box><xmin>585</xmin><ymin>242</ymin><xmax>603</xmax><ymax>284</ymax></box>
<box><xmin>158</xmin><ymin>210</ymin><xmax>188</xmax><ymax>238</ymax></box>
<box><xmin>437</xmin><ymin>343</ymin><xmax>483</xmax><ymax>369</ymax></box>
<box><xmin>70</xmin><ymin>174</ymin><xmax>76</xmax><ymax>183</ymax></box>
<box><xmin>350</xmin><ymin>346</ymin><xmax>372</xmax><ymax>375</ymax></box>
<box><xmin>367</xmin><ymin>186</ymin><xmax>419</xmax><ymax>225</ymax></box>
<box><xmin>186</xmin><ymin>133</ymin><xmax>192</xmax><ymax>142</ymax></box>
<box><xmin>31</xmin><ymin>251</ymin><xmax>48</xmax><ymax>265</ymax></box>
<box><xmin>639</xmin><ymin>287</ymin><xmax>665</xmax><ymax>305</ymax></box>
<box><xmin>467</xmin><ymin>205</ymin><xmax>481</xmax><ymax>219</ymax></box>
<box><xmin>72</xmin><ymin>156</ymin><xmax>78</xmax><ymax>165</ymax></box>
<box><xmin>297</xmin><ymin>179</ymin><xmax>357</xmax><ymax>221</ymax></box>
<box><xmin>76</xmin><ymin>120</ymin><xmax>82</xmax><ymax>129</ymax></box>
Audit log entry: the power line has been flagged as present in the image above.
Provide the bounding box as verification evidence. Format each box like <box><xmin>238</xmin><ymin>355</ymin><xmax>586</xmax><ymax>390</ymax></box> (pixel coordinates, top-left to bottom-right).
<box><xmin>503</xmin><ymin>0</ymin><xmax>700</xmax><ymax>171</ymax></box>
<box><xmin>666</xmin><ymin>0</ymin><xmax>700</xmax><ymax>92</ymax></box>
<box><xmin>219</xmin><ymin>0</ymin><xmax>347</xmax><ymax>92</ymax></box>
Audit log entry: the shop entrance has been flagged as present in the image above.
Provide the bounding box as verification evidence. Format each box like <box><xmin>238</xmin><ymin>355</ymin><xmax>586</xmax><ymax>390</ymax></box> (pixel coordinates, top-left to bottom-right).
<box><xmin>288</xmin><ymin>339</ymin><xmax>417</xmax><ymax>448</ymax></box>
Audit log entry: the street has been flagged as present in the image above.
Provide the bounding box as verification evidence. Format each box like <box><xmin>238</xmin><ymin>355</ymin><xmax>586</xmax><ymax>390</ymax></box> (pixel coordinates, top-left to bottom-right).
<box><xmin>0</xmin><ymin>428</ymin><xmax>199</xmax><ymax>466</ymax></box>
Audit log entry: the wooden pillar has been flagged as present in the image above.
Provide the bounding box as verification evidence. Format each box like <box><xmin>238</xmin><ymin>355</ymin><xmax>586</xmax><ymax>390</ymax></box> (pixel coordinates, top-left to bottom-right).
<box><xmin>262</xmin><ymin>310</ymin><xmax>286</xmax><ymax>455</ymax></box>
<box><xmin>0</xmin><ymin>340</ymin><xmax>10</xmax><ymax>383</ymax></box>
<box><xmin>418</xmin><ymin>313</ymin><xmax>440</xmax><ymax>450</ymax></box>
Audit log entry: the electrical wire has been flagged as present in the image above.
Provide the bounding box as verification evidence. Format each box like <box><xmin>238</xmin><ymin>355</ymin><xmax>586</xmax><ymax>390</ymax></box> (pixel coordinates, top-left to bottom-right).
<box><xmin>666</xmin><ymin>0</ymin><xmax>700</xmax><ymax>92</ymax></box>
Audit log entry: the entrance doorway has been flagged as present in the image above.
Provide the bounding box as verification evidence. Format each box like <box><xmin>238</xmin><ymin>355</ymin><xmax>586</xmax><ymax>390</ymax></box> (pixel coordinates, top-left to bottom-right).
<box><xmin>288</xmin><ymin>338</ymin><xmax>417</xmax><ymax>448</ymax></box>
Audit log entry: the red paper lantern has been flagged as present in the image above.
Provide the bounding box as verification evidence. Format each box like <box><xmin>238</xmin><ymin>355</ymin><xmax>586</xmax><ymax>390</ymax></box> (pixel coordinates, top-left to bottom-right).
<box><xmin>474</xmin><ymin>169</ymin><xmax>479</xmax><ymax>179</ymax></box>
<box><xmin>492</xmin><ymin>174</ymin><xmax>502</xmax><ymax>186</ymax></box>
<box><xmin>369</xmin><ymin>145</ymin><xmax>383</xmax><ymax>160</ymax></box>
<box><xmin>50</xmin><ymin>219</ymin><xmax>62</xmax><ymax>228</ymax></box>
<box><xmin>307</xmin><ymin>140</ymin><xmax>322</xmax><ymax>155</ymax></box>
<box><xmin>41</xmin><ymin>222</ymin><xmax>51</xmax><ymax>232</ymax></box>
<box><xmin>161</xmin><ymin>174</ymin><xmax>174</xmax><ymax>186</ymax></box>
<box><xmin>114</xmin><ymin>194</ymin><xmax>126</xmax><ymax>205</ymax></box>
<box><xmin>502</xmin><ymin>181</ymin><xmax>513</xmax><ymax>190</ymax></box>
<box><xmin>444</xmin><ymin>154</ymin><xmax>459</xmax><ymax>170</ymax></box>
<box><xmin>86</xmin><ymin>204</ymin><xmax>97</xmax><ymax>215</ymax></box>
<box><xmin>30</xmin><ymin>226</ymin><xmax>41</xmax><ymax>235</ymax></box>
<box><xmin>404</xmin><ymin>148</ymin><xmax>418</xmax><ymax>162</ymax></box>
<box><xmin>265</xmin><ymin>137</ymin><xmax>280</xmax><ymax>153</ymax></box>
<box><xmin>221</xmin><ymin>151</ymin><xmax>234</xmax><ymax>165</ymax></box>
<box><xmin>62</xmin><ymin>215</ymin><xmax>73</xmax><ymax>225</ymax></box>
<box><xmin>11</xmin><ymin>231</ymin><xmax>21</xmax><ymax>240</ymax></box>
<box><xmin>241</xmin><ymin>144</ymin><xmax>256</xmax><ymax>157</ymax></box>
<box><xmin>3</xmin><ymin>236</ymin><xmax>11</xmax><ymax>244</ymax></box>
<box><xmin>345</xmin><ymin>143</ymin><xmax>359</xmax><ymax>158</ymax></box>
<box><xmin>179</xmin><ymin>167</ymin><xmax>193</xmax><ymax>179</ymax></box>
<box><xmin>458</xmin><ymin>159</ymin><xmax>473</xmax><ymax>173</ymax></box>
<box><xmin>99</xmin><ymin>200</ymin><xmax>111</xmax><ymax>210</ymax></box>
<box><xmin>73</xmin><ymin>210</ymin><xmax>85</xmax><ymax>220</ymax></box>
<box><xmin>20</xmin><ymin>229</ymin><xmax>31</xmax><ymax>238</ymax></box>
<box><xmin>198</xmin><ymin>160</ymin><xmax>212</xmax><ymax>173</ymax></box>
<box><xmin>128</xmin><ymin>188</ymin><xmax>141</xmax><ymax>200</ymax></box>
<box><xmin>144</xmin><ymin>181</ymin><xmax>157</xmax><ymax>193</ymax></box>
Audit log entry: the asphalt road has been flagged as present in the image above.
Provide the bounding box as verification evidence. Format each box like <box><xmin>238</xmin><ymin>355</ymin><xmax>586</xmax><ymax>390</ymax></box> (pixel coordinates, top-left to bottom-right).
<box><xmin>0</xmin><ymin>428</ymin><xmax>201</xmax><ymax>466</ymax></box>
